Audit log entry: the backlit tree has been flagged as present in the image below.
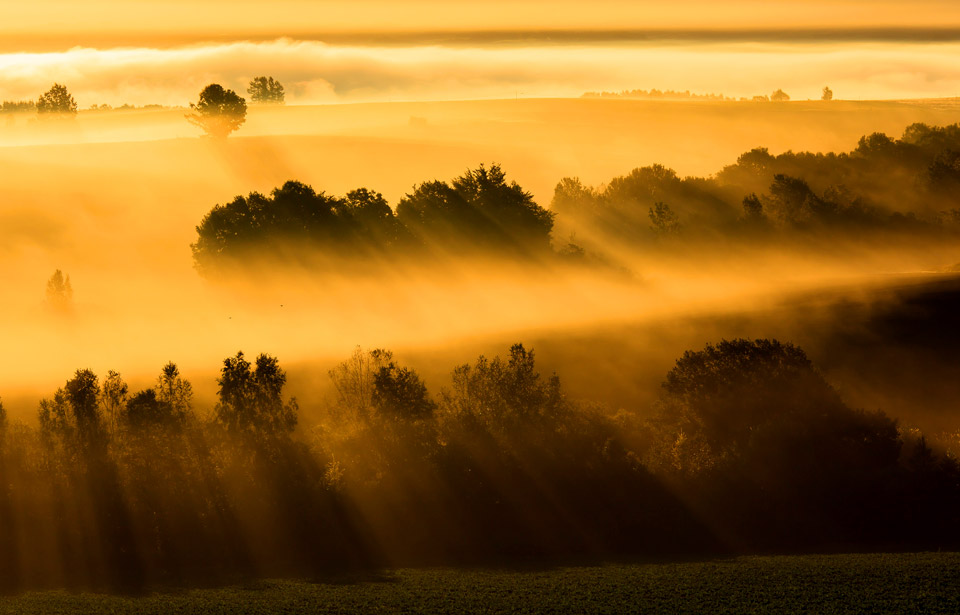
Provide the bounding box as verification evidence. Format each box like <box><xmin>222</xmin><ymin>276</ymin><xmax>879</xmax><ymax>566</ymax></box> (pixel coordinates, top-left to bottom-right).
<box><xmin>185</xmin><ymin>84</ymin><xmax>247</xmax><ymax>138</ymax></box>
<box><xmin>36</xmin><ymin>83</ymin><xmax>77</xmax><ymax>116</ymax></box>
<box><xmin>247</xmin><ymin>76</ymin><xmax>285</xmax><ymax>105</ymax></box>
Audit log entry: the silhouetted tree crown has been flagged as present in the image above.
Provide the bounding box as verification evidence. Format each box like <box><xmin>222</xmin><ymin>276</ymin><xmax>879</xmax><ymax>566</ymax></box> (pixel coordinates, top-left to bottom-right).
<box><xmin>442</xmin><ymin>343</ymin><xmax>564</xmax><ymax>431</ymax></box>
<box><xmin>649</xmin><ymin>202</ymin><xmax>680</xmax><ymax>235</ymax></box>
<box><xmin>215</xmin><ymin>351</ymin><xmax>298</xmax><ymax>436</ymax></box>
<box><xmin>649</xmin><ymin>339</ymin><xmax>900</xmax><ymax>477</ymax></box>
<box><xmin>156</xmin><ymin>362</ymin><xmax>193</xmax><ymax>422</ymax></box>
<box><xmin>37</xmin><ymin>84</ymin><xmax>77</xmax><ymax>116</ymax></box>
<box><xmin>328</xmin><ymin>347</ymin><xmax>394</xmax><ymax>419</ymax></box>
<box><xmin>191</xmin><ymin>180</ymin><xmax>384</xmax><ymax>272</ymax></box>
<box><xmin>247</xmin><ymin>76</ymin><xmax>285</xmax><ymax>105</ymax></box>
<box><xmin>372</xmin><ymin>361</ymin><xmax>436</xmax><ymax>420</ymax></box>
<box><xmin>39</xmin><ymin>369</ymin><xmax>107</xmax><ymax>448</ymax></box>
<box><xmin>770</xmin><ymin>89</ymin><xmax>790</xmax><ymax>102</ymax></box>
<box><xmin>101</xmin><ymin>370</ymin><xmax>128</xmax><ymax>430</ymax></box>
<box><xmin>822</xmin><ymin>86</ymin><xmax>833</xmax><ymax>101</ymax></box>
<box><xmin>125</xmin><ymin>389</ymin><xmax>173</xmax><ymax>429</ymax></box>
<box><xmin>741</xmin><ymin>193</ymin><xmax>765</xmax><ymax>223</ymax></box>
<box><xmin>397</xmin><ymin>164</ymin><xmax>555</xmax><ymax>253</ymax></box>
<box><xmin>185</xmin><ymin>84</ymin><xmax>247</xmax><ymax>138</ymax></box>
<box><xmin>46</xmin><ymin>269</ymin><xmax>73</xmax><ymax>311</ymax></box>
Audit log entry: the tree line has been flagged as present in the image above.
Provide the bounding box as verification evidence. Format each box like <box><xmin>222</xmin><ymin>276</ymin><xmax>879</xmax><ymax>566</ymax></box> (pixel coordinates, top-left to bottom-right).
<box><xmin>0</xmin><ymin>338</ymin><xmax>957</xmax><ymax>591</ymax></box>
<box><xmin>190</xmin><ymin>123</ymin><xmax>960</xmax><ymax>274</ymax></box>
<box><xmin>0</xmin><ymin>78</ymin><xmax>284</xmax><ymax>134</ymax></box>
<box><xmin>551</xmin><ymin>122</ymin><xmax>960</xmax><ymax>250</ymax></box>
<box><xmin>582</xmin><ymin>86</ymin><xmax>834</xmax><ymax>102</ymax></box>
<box><xmin>191</xmin><ymin>164</ymin><xmax>555</xmax><ymax>274</ymax></box>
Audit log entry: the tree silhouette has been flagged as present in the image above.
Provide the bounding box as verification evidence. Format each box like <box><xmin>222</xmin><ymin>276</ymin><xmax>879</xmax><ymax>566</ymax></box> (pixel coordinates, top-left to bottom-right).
<box><xmin>120</xmin><ymin>362</ymin><xmax>193</xmax><ymax>431</ymax></box>
<box><xmin>343</xmin><ymin>188</ymin><xmax>414</xmax><ymax>249</ymax></box>
<box><xmin>65</xmin><ymin>370</ymin><xmax>101</xmax><ymax>433</ymax></box>
<box><xmin>39</xmin><ymin>369</ymin><xmax>108</xmax><ymax>448</ymax></box>
<box><xmin>822</xmin><ymin>86</ymin><xmax>833</xmax><ymax>101</ymax></box>
<box><xmin>442</xmin><ymin>343</ymin><xmax>564</xmax><ymax>431</ymax></box>
<box><xmin>247</xmin><ymin>76</ymin><xmax>285</xmax><ymax>105</ymax></box>
<box><xmin>397</xmin><ymin>164</ymin><xmax>554</xmax><ymax>253</ymax></box>
<box><xmin>649</xmin><ymin>339</ymin><xmax>900</xmax><ymax>476</ymax></box>
<box><xmin>550</xmin><ymin>177</ymin><xmax>602</xmax><ymax>216</ymax></box>
<box><xmin>372</xmin><ymin>361</ymin><xmax>436</xmax><ymax>420</ymax></box>
<box><xmin>764</xmin><ymin>174</ymin><xmax>820</xmax><ymax>226</ymax></box>
<box><xmin>123</xmin><ymin>390</ymin><xmax>169</xmax><ymax>429</ymax></box>
<box><xmin>100</xmin><ymin>370</ymin><xmax>129</xmax><ymax>432</ymax></box>
<box><xmin>328</xmin><ymin>347</ymin><xmax>394</xmax><ymax>418</ymax></box>
<box><xmin>191</xmin><ymin>180</ymin><xmax>361</xmax><ymax>272</ymax></box>
<box><xmin>46</xmin><ymin>269</ymin><xmax>73</xmax><ymax>312</ymax></box>
<box><xmin>215</xmin><ymin>351</ymin><xmax>298</xmax><ymax>436</ymax></box>
<box><xmin>741</xmin><ymin>194</ymin><xmax>765</xmax><ymax>223</ymax></box>
<box><xmin>37</xmin><ymin>84</ymin><xmax>77</xmax><ymax>116</ymax></box>
<box><xmin>185</xmin><ymin>84</ymin><xmax>247</xmax><ymax>138</ymax></box>
<box><xmin>927</xmin><ymin>150</ymin><xmax>960</xmax><ymax>193</ymax></box>
<box><xmin>451</xmin><ymin>164</ymin><xmax>554</xmax><ymax>251</ymax></box>
<box><xmin>155</xmin><ymin>362</ymin><xmax>193</xmax><ymax>422</ymax></box>
<box><xmin>770</xmin><ymin>89</ymin><xmax>790</xmax><ymax>102</ymax></box>
<box><xmin>648</xmin><ymin>202</ymin><xmax>680</xmax><ymax>235</ymax></box>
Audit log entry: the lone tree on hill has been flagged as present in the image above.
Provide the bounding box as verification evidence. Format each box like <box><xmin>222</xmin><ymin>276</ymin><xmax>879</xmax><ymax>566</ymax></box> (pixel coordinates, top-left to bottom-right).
<box><xmin>247</xmin><ymin>76</ymin><xmax>285</xmax><ymax>105</ymax></box>
<box><xmin>185</xmin><ymin>84</ymin><xmax>247</xmax><ymax>138</ymax></box>
<box><xmin>822</xmin><ymin>86</ymin><xmax>834</xmax><ymax>101</ymax></box>
<box><xmin>37</xmin><ymin>83</ymin><xmax>77</xmax><ymax>117</ymax></box>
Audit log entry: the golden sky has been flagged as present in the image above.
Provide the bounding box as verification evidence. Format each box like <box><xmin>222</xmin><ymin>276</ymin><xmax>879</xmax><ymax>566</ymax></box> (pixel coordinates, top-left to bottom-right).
<box><xmin>2</xmin><ymin>1</ymin><xmax>960</xmax><ymax>105</ymax></box>
<box><xmin>3</xmin><ymin>1</ymin><xmax>960</xmax><ymax>48</ymax></box>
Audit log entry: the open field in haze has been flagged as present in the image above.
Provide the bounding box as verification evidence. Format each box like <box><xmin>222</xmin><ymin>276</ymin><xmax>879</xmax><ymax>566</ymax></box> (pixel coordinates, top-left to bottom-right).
<box><xmin>6</xmin><ymin>98</ymin><xmax>960</xmax><ymax>191</ymax></box>
<box><xmin>4</xmin><ymin>96</ymin><xmax>960</xmax><ymax>590</ymax></box>
<box><xmin>9</xmin><ymin>0</ymin><xmax>960</xmax><ymax>604</ymax></box>
<box><xmin>3</xmin><ymin>97</ymin><xmax>960</xmax><ymax>418</ymax></box>
<box><xmin>1</xmin><ymin>552</ymin><xmax>957</xmax><ymax>614</ymax></box>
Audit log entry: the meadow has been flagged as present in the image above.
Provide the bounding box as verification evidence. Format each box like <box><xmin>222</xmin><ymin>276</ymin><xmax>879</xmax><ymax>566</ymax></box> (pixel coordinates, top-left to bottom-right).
<box><xmin>1</xmin><ymin>552</ymin><xmax>957</xmax><ymax>614</ymax></box>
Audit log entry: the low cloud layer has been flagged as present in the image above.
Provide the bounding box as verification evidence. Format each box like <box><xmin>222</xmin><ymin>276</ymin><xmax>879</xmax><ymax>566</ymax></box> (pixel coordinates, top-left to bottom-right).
<box><xmin>6</xmin><ymin>2</ymin><xmax>960</xmax><ymax>44</ymax></box>
<box><xmin>3</xmin><ymin>38</ymin><xmax>960</xmax><ymax>107</ymax></box>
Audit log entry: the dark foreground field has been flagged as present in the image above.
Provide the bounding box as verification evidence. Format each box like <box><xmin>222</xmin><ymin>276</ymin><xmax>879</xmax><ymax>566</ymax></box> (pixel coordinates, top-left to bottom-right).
<box><xmin>2</xmin><ymin>553</ymin><xmax>957</xmax><ymax>614</ymax></box>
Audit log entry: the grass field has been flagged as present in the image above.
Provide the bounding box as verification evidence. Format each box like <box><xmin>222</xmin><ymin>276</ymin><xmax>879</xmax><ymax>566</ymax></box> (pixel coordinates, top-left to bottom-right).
<box><xmin>2</xmin><ymin>552</ymin><xmax>957</xmax><ymax>614</ymax></box>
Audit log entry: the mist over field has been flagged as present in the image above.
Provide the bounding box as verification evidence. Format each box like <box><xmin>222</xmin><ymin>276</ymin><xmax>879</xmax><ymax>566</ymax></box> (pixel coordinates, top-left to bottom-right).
<box><xmin>3</xmin><ymin>1</ymin><xmax>960</xmax><ymax>599</ymax></box>
<box><xmin>2</xmin><ymin>99</ymin><xmax>960</xmax><ymax>424</ymax></box>
<box><xmin>6</xmin><ymin>38</ymin><xmax>960</xmax><ymax>106</ymax></box>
